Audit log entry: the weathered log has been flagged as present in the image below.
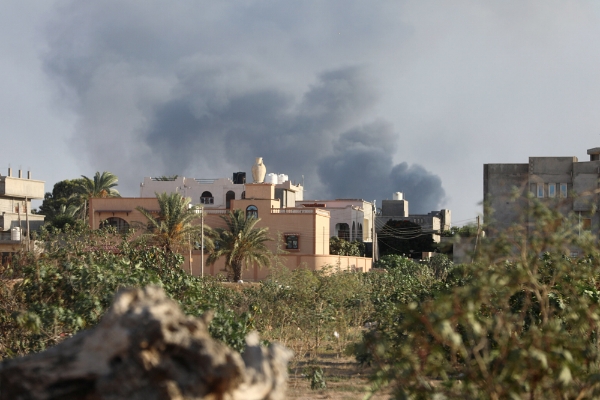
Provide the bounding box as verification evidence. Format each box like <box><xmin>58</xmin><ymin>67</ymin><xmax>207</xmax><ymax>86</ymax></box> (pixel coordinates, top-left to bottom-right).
<box><xmin>0</xmin><ymin>286</ymin><xmax>292</xmax><ymax>400</ymax></box>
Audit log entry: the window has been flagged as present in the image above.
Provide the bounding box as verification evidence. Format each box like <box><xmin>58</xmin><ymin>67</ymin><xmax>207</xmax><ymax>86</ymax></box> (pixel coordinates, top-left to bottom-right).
<box><xmin>246</xmin><ymin>205</ymin><xmax>258</xmax><ymax>219</ymax></box>
<box><xmin>560</xmin><ymin>183</ymin><xmax>568</xmax><ymax>198</ymax></box>
<box><xmin>100</xmin><ymin>217</ymin><xmax>130</xmax><ymax>233</ymax></box>
<box><xmin>285</xmin><ymin>234</ymin><xmax>299</xmax><ymax>250</ymax></box>
<box><xmin>548</xmin><ymin>183</ymin><xmax>556</xmax><ymax>198</ymax></box>
<box><xmin>200</xmin><ymin>191</ymin><xmax>214</xmax><ymax>204</ymax></box>
<box><xmin>537</xmin><ymin>184</ymin><xmax>544</xmax><ymax>198</ymax></box>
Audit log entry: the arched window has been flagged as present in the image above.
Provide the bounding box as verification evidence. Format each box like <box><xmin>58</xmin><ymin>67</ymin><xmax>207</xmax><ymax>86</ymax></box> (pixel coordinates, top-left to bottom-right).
<box><xmin>100</xmin><ymin>217</ymin><xmax>130</xmax><ymax>233</ymax></box>
<box><xmin>358</xmin><ymin>223</ymin><xmax>363</xmax><ymax>242</ymax></box>
<box><xmin>226</xmin><ymin>191</ymin><xmax>235</xmax><ymax>209</ymax></box>
<box><xmin>241</xmin><ymin>191</ymin><xmax>246</xmax><ymax>199</ymax></box>
<box><xmin>200</xmin><ymin>191</ymin><xmax>214</xmax><ymax>204</ymax></box>
<box><xmin>336</xmin><ymin>223</ymin><xmax>350</xmax><ymax>241</ymax></box>
<box><xmin>352</xmin><ymin>221</ymin><xmax>356</xmax><ymax>241</ymax></box>
<box><xmin>246</xmin><ymin>205</ymin><xmax>258</xmax><ymax>219</ymax></box>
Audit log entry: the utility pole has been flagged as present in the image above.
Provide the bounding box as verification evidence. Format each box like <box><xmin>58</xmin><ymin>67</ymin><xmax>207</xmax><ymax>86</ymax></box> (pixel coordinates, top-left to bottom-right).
<box><xmin>372</xmin><ymin>200</ymin><xmax>377</xmax><ymax>264</ymax></box>
<box><xmin>188</xmin><ymin>233</ymin><xmax>192</xmax><ymax>276</ymax></box>
<box><xmin>473</xmin><ymin>215</ymin><xmax>481</xmax><ymax>263</ymax></box>
<box><xmin>201</xmin><ymin>207</ymin><xmax>204</xmax><ymax>278</ymax></box>
<box><xmin>25</xmin><ymin>197</ymin><xmax>30</xmax><ymax>251</ymax></box>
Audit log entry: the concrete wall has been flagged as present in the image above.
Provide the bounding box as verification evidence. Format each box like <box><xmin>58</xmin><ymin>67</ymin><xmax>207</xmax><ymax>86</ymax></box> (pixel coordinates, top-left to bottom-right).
<box><xmin>483</xmin><ymin>163</ymin><xmax>529</xmax><ymax>235</ymax></box>
<box><xmin>183</xmin><ymin>251</ymin><xmax>371</xmax><ymax>281</ymax></box>
<box><xmin>0</xmin><ymin>177</ymin><xmax>44</xmax><ymax>199</ymax></box>
<box><xmin>381</xmin><ymin>199</ymin><xmax>408</xmax><ymax>217</ymax></box>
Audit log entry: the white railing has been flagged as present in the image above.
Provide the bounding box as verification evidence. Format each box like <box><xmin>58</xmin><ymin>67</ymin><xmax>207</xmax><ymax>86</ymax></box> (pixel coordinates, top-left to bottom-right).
<box><xmin>194</xmin><ymin>178</ymin><xmax>217</xmax><ymax>184</ymax></box>
<box><xmin>271</xmin><ymin>208</ymin><xmax>329</xmax><ymax>217</ymax></box>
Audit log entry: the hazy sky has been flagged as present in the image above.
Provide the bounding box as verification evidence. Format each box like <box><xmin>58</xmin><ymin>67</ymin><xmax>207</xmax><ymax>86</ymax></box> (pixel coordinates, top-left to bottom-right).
<box><xmin>3</xmin><ymin>1</ymin><xmax>600</xmax><ymax>225</ymax></box>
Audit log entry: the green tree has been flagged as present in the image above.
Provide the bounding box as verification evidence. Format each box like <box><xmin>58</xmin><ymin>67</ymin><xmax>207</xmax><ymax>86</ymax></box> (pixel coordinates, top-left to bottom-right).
<box><xmin>38</xmin><ymin>179</ymin><xmax>85</xmax><ymax>220</ymax></box>
<box><xmin>206</xmin><ymin>209</ymin><xmax>271</xmax><ymax>282</ymax></box>
<box><xmin>329</xmin><ymin>237</ymin><xmax>365</xmax><ymax>256</ymax></box>
<box><xmin>45</xmin><ymin>204</ymin><xmax>83</xmax><ymax>231</ymax></box>
<box><xmin>136</xmin><ymin>192</ymin><xmax>206</xmax><ymax>254</ymax></box>
<box><xmin>78</xmin><ymin>171</ymin><xmax>121</xmax><ymax>220</ymax></box>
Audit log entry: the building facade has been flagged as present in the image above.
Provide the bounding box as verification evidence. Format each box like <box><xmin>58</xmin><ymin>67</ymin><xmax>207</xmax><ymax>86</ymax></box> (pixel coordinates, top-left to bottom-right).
<box><xmin>140</xmin><ymin>172</ymin><xmax>304</xmax><ymax>210</ymax></box>
<box><xmin>484</xmin><ymin>147</ymin><xmax>600</xmax><ymax>238</ymax></box>
<box><xmin>90</xmin><ymin>183</ymin><xmax>371</xmax><ymax>280</ymax></box>
<box><xmin>295</xmin><ymin>199</ymin><xmax>374</xmax><ymax>243</ymax></box>
<box><xmin>377</xmin><ymin>192</ymin><xmax>451</xmax><ymax>243</ymax></box>
<box><xmin>0</xmin><ymin>168</ymin><xmax>45</xmax><ymax>253</ymax></box>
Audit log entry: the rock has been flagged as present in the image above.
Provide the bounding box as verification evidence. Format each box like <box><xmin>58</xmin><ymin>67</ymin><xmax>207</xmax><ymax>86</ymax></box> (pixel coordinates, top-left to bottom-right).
<box><xmin>0</xmin><ymin>286</ymin><xmax>292</xmax><ymax>400</ymax></box>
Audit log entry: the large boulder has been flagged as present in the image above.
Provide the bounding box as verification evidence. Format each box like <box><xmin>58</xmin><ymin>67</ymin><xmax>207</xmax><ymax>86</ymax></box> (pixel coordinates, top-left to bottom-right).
<box><xmin>0</xmin><ymin>286</ymin><xmax>292</xmax><ymax>400</ymax></box>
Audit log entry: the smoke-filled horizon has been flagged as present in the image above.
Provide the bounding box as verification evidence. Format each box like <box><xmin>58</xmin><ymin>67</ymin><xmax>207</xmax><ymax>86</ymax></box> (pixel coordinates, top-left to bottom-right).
<box><xmin>5</xmin><ymin>1</ymin><xmax>600</xmax><ymax>223</ymax></box>
<box><xmin>42</xmin><ymin>2</ymin><xmax>447</xmax><ymax>213</ymax></box>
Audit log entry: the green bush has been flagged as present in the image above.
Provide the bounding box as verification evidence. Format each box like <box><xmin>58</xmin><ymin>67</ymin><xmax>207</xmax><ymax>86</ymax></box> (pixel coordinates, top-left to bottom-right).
<box><xmin>0</xmin><ymin>227</ymin><xmax>250</xmax><ymax>358</ymax></box>
<box><xmin>358</xmin><ymin>200</ymin><xmax>600</xmax><ymax>399</ymax></box>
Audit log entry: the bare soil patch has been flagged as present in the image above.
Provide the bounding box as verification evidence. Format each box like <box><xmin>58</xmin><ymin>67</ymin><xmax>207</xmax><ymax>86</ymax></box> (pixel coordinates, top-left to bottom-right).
<box><xmin>287</xmin><ymin>355</ymin><xmax>391</xmax><ymax>400</ymax></box>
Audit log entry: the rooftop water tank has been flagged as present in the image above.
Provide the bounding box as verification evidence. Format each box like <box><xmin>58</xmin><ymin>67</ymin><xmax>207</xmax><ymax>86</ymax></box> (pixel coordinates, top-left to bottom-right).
<box><xmin>11</xmin><ymin>227</ymin><xmax>21</xmax><ymax>241</ymax></box>
<box><xmin>265</xmin><ymin>173</ymin><xmax>278</xmax><ymax>184</ymax></box>
<box><xmin>393</xmin><ymin>192</ymin><xmax>403</xmax><ymax>200</ymax></box>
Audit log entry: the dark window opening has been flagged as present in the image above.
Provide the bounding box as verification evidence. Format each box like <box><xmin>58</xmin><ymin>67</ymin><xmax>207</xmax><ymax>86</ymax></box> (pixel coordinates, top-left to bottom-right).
<box><xmin>246</xmin><ymin>205</ymin><xmax>258</xmax><ymax>219</ymax></box>
<box><xmin>336</xmin><ymin>223</ymin><xmax>350</xmax><ymax>241</ymax></box>
<box><xmin>200</xmin><ymin>191</ymin><xmax>214</xmax><ymax>204</ymax></box>
<box><xmin>226</xmin><ymin>191</ymin><xmax>235</xmax><ymax>209</ymax></box>
<box><xmin>285</xmin><ymin>234</ymin><xmax>299</xmax><ymax>250</ymax></box>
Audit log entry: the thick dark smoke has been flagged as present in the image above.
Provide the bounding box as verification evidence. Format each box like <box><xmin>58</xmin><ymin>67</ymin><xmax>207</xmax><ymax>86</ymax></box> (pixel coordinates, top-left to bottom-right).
<box><xmin>318</xmin><ymin>121</ymin><xmax>445</xmax><ymax>213</ymax></box>
<box><xmin>42</xmin><ymin>1</ymin><xmax>446</xmax><ymax>211</ymax></box>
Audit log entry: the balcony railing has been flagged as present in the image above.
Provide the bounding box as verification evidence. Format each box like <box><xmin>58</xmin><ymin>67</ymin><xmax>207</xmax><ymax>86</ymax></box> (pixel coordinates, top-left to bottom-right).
<box><xmin>271</xmin><ymin>208</ymin><xmax>329</xmax><ymax>217</ymax></box>
<box><xmin>204</xmin><ymin>209</ymin><xmax>229</xmax><ymax>215</ymax></box>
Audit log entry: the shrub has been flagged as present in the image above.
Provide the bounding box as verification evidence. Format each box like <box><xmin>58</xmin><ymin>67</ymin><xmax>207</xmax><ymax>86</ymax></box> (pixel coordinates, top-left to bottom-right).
<box><xmin>359</xmin><ymin>200</ymin><xmax>600</xmax><ymax>399</ymax></box>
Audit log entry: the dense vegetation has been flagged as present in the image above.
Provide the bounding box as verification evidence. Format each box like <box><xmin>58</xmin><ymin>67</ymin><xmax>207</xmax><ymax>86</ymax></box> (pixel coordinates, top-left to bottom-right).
<box><xmin>7</xmin><ymin>195</ymin><xmax>600</xmax><ymax>398</ymax></box>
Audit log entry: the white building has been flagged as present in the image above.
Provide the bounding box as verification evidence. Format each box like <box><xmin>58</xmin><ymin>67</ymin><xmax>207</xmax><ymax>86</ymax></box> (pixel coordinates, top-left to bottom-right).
<box><xmin>140</xmin><ymin>172</ymin><xmax>303</xmax><ymax>210</ymax></box>
<box><xmin>295</xmin><ymin>198</ymin><xmax>374</xmax><ymax>243</ymax></box>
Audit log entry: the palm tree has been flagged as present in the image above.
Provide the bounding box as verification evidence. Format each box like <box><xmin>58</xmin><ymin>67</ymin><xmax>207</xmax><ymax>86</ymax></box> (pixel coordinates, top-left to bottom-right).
<box><xmin>206</xmin><ymin>209</ymin><xmax>272</xmax><ymax>282</ymax></box>
<box><xmin>78</xmin><ymin>171</ymin><xmax>121</xmax><ymax>219</ymax></box>
<box><xmin>136</xmin><ymin>192</ymin><xmax>206</xmax><ymax>254</ymax></box>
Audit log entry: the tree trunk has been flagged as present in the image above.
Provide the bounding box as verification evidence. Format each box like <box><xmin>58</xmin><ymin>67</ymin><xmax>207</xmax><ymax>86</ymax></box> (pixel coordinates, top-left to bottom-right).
<box><xmin>232</xmin><ymin>261</ymin><xmax>243</xmax><ymax>282</ymax></box>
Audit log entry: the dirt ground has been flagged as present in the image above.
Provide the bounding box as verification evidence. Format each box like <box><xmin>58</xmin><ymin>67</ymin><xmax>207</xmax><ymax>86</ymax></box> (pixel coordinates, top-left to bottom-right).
<box><xmin>285</xmin><ymin>355</ymin><xmax>391</xmax><ymax>400</ymax></box>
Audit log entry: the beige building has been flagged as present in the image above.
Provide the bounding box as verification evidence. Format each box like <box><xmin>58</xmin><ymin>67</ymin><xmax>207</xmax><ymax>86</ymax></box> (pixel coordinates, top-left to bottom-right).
<box><xmin>484</xmin><ymin>147</ymin><xmax>600</xmax><ymax>242</ymax></box>
<box><xmin>90</xmin><ymin>183</ymin><xmax>371</xmax><ymax>281</ymax></box>
<box><xmin>0</xmin><ymin>168</ymin><xmax>45</xmax><ymax>254</ymax></box>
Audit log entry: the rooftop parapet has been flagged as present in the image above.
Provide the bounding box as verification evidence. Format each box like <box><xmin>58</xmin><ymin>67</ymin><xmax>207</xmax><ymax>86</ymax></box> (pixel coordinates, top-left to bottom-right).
<box><xmin>0</xmin><ymin>172</ymin><xmax>45</xmax><ymax>199</ymax></box>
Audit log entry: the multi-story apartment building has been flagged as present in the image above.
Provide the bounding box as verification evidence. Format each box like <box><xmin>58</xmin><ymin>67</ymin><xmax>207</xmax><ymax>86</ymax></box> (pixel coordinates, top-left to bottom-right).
<box><xmin>484</xmin><ymin>147</ymin><xmax>600</xmax><ymax>238</ymax></box>
<box><xmin>0</xmin><ymin>168</ymin><xmax>45</xmax><ymax>253</ymax></box>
